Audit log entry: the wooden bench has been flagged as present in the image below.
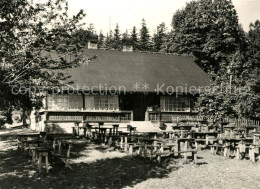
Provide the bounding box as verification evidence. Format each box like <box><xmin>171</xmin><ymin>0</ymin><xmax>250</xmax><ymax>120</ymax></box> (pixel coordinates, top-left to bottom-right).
<box><xmin>155</xmin><ymin>149</ymin><xmax>197</xmax><ymax>164</ymax></box>
<box><xmin>248</xmin><ymin>145</ymin><xmax>260</xmax><ymax>162</ymax></box>
<box><xmin>154</xmin><ymin>151</ymin><xmax>175</xmax><ymax>164</ymax></box>
<box><xmin>35</xmin><ymin>147</ymin><xmax>50</xmax><ymax>174</ymax></box>
<box><xmin>195</xmin><ymin>139</ymin><xmax>206</xmax><ymax>149</ymax></box>
<box><xmin>208</xmin><ymin>144</ymin><xmax>223</xmax><ymax>155</ymax></box>
<box><xmin>235</xmin><ymin>145</ymin><xmax>250</xmax><ymax>160</ymax></box>
<box><xmin>178</xmin><ymin>149</ymin><xmax>198</xmax><ymax>163</ymax></box>
<box><xmin>51</xmin><ymin>143</ymin><xmax>73</xmax><ymax>171</ymax></box>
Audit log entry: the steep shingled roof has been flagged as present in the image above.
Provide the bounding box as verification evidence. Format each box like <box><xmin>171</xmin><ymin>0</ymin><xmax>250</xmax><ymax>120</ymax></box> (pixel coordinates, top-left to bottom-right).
<box><xmin>62</xmin><ymin>49</ymin><xmax>210</xmax><ymax>93</ymax></box>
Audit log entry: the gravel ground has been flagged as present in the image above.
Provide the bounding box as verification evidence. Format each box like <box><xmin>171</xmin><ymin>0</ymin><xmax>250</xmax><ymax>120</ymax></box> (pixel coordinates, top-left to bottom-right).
<box><xmin>0</xmin><ymin>131</ymin><xmax>260</xmax><ymax>189</ymax></box>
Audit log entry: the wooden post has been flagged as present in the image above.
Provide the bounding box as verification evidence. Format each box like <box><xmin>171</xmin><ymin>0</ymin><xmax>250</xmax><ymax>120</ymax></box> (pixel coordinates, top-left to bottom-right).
<box><xmin>129</xmin><ymin>145</ymin><xmax>133</xmax><ymax>155</ymax></box>
<box><xmin>124</xmin><ymin>136</ymin><xmax>128</xmax><ymax>152</ymax></box>
<box><xmin>224</xmin><ymin>146</ymin><xmax>227</xmax><ymax>157</ymax></box>
<box><xmin>210</xmin><ymin>146</ymin><xmax>214</xmax><ymax>154</ymax></box>
<box><xmin>214</xmin><ymin>146</ymin><xmax>217</xmax><ymax>155</ymax></box>
<box><xmin>236</xmin><ymin>148</ymin><xmax>240</xmax><ymax>160</ymax></box>
<box><xmin>195</xmin><ymin>141</ymin><xmax>198</xmax><ymax>150</ymax></box>
<box><xmin>58</xmin><ymin>140</ymin><xmax>62</xmax><ymax>155</ymax></box>
<box><xmin>254</xmin><ymin>135</ymin><xmax>257</xmax><ymax>145</ymax></box>
<box><xmin>112</xmin><ymin>125</ymin><xmax>115</xmax><ymax>136</ymax></box>
<box><xmin>52</xmin><ymin>140</ymin><xmax>56</xmax><ymax>154</ymax></box>
<box><xmin>160</xmin><ymin>144</ymin><xmax>164</xmax><ymax>153</ymax></box>
<box><xmin>144</xmin><ymin>144</ymin><xmax>147</xmax><ymax>158</ymax></box>
<box><xmin>184</xmin><ymin>141</ymin><xmax>188</xmax><ymax>161</ymax></box>
<box><xmin>251</xmin><ymin>145</ymin><xmax>255</xmax><ymax>162</ymax></box>
<box><xmin>206</xmin><ymin>136</ymin><xmax>209</xmax><ymax>145</ymax></box>
<box><xmin>181</xmin><ymin>129</ymin><xmax>184</xmax><ymax>138</ymax></box>
<box><xmin>103</xmin><ymin>129</ymin><xmax>107</xmax><ymax>143</ymax></box>
<box><xmin>45</xmin><ymin>153</ymin><xmax>49</xmax><ymax>173</ymax></box>
<box><xmin>138</xmin><ymin>146</ymin><xmax>143</xmax><ymax>156</ymax></box>
<box><xmin>120</xmin><ymin>136</ymin><xmax>123</xmax><ymax>149</ymax></box>
<box><xmin>226</xmin><ymin>146</ymin><xmax>230</xmax><ymax>157</ymax></box>
<box><xmin>194</xmin><ymin>152</ymin><xmax>197</xmax><ymax>164</ymax></box>
<box><xmin>157</xmin><ymin>155</ymin><xmax>161</xmax><ymax>164</ymax></box>
<box><xmin>150</xmin><ymin>148</ymin><xmax>153</xmax><ymax>160</ymax></box>
<box><xmin>38</xmin><ymin>153</ymin><xmax>42</xmax><ymax>173</ymax></box>
<box><xmin>177</xmin><ymin>140</ymin><xmax>181</xmax><ymax>157</ymax></box>
<box><xmin>154</xmin><ymin>141</ymin><xmax>157</xmax><ymax>152</ymax></box>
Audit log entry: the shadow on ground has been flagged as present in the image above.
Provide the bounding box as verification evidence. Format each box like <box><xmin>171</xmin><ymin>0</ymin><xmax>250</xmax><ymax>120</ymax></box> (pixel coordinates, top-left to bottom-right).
<box><xmin>0</xmin><ymin>140</ymin><xmax>175</xmax><ymax>189</ymax></box>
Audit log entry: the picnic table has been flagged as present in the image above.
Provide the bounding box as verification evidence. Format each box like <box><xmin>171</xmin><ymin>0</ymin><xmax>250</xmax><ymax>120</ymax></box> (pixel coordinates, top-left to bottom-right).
<box><xmin>192</xmin><ymin>131</ymin><xmax>218</xmax><ymax>147</ymax></box>
<box><xmin>177</xmin><ymin>138</ymin><xmax>194</xmax><ymax>157</ymax></box>
<box><xmin>192</xmin><ymin>131</ymin><xmax>218</xmax><ymax>139</ymax></box>
<box><xmin>219</xmin><ymin>138</ymin><xmax>254</xmax><ymax>146</ymax></box>
<box><xmin>17</xmin><ymin>133</ymin><xmax>40</xmax><ymax>151</ymax></box>
<box><xmin>17</xmin><ymin>133</ymin><xmax>40</xmax><ymax>140</ymax></box>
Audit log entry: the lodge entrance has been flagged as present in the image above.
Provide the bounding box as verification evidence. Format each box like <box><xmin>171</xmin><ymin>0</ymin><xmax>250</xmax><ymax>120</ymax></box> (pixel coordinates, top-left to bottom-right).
<box><xmin>120</xmin><ymin>93</ymin><xmax>159</xmax><ymax>121</ymax></box>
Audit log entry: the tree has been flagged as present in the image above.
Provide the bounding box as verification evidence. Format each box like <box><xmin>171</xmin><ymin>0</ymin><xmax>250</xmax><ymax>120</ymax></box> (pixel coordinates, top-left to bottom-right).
<box><xmin>139</xmin><ymin>19</ymin><xmax>150</xmax><ymax>51</ymax></box>
<box><xmin>172</xmin><ymin>0</ymin><xmax>246</xmax><ymax>75</ymax></box>
<box><xmin>97</xmin><ymin>31</ymin><xmax>105</xmax><ymax>49</ymax></box>
<box><xmin>87</xmin><ymin>23</ymin><xmax>95</xmax><ymax>33</ymax></box>
<box><xmin>103</xmin><ymin>30</ymin><xmax>113</xmax><ymax>49</ymax></box>
<box><xmin>72</xmin><ymin>29</ymin><xmax>89</xmax><ymax>47</ymax></box>
<box><xmin>197</xmin><ymin>49</ymin><xmax>259</xmax><ymax>120</ymax></box>
<box><xmin>197</xmin><ymin>20</ymin><xmax>260</xmax><ymax>120</ymax></box>
<box><xmin>160</xmin><ymin>30</ymin><xmax>176</xmax><ymax>53</ymax></box>
<box><xmin>122</xmin><ymin>30</ymin><xmax>128</xmax><ymax>41</ymax></box>
<box><xmin>131</xmin><ymin>26</ymin><xmax>138</xmax><ymax>50</ymax></box>
<box><xmin>112</xmin><ymin>23</ymin><xmax>122</xmax><ymax>50</ymax></box>
<box><xmin>153</xmin><ymin>22</ymin><xmax>167</xmax><ymax>52</ymax></box>
<box><xmin>0</xmin><ymin>0</ymin><xmax>86</xmax><ymax>124</ymax></box>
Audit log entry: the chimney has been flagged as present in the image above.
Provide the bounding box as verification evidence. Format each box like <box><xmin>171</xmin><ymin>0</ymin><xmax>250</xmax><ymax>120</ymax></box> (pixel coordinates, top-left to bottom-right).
<box><xmin>122</xmin><ymin>38</ymin><xmax>133</xmax><ymax>52</ymax></box>
<box><xmin>87</xmin><ymin>33</ymin><xmax>98</xmax><ymax>49</ymax></box>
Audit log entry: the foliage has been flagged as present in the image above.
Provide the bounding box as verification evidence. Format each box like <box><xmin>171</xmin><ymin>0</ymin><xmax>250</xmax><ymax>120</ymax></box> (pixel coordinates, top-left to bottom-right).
<box><xmin>131</xmin><ymin>26</ymin><xmax>138</xmax><ymax>50</ymax></box>
<box><xmin>0</xmin><ymin>0</ymin><xmax>86</xmax><ymax>123</ymax></box>
<box><xmin>112</xmin><ymin>23</ymin><xmax>122</xmax><ymax>50</ymax></box>
<box><xmin>197</xmin><ymin>21</ymin><xmax>260</xmax><ymax>120</ymax></box>
<box><xmin>139</xmin><ymin>19</ymin><xmax>150</xmax><ymax>51</ymax></box>
<box><xmin>103</xmin><ymin>30</ymin><xmax>113</xmax><ymax>49</ymax></box>
<box><xmin>97</xmin><ymin>31</ymin><xmax>105</xmax><ymax>49</ymax></box>
<box><xmin>72</xmin><ymin>28</ymin><xmax>89</xmax><ymax>47</ymax></box>
<box><xmin>153</xmin><ymin>22</ymin><xmax>167</xmax><ymax>52</ymax></box>
<box><xmin>171</xmin><ymin>0</ymin><xmax>246</xmax><ymax>74</ymax></box>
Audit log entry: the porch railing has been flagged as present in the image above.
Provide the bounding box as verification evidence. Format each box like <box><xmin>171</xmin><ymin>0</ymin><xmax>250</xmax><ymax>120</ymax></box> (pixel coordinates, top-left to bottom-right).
<box><xmin>45</xmin><ymin>110</ymin><xmax>133</xmax><ymax>123</ymax></box>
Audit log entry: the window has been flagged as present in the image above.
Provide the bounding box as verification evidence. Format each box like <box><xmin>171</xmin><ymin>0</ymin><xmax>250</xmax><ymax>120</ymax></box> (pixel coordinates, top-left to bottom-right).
<box><xmin>160</xmin><ymin>96</ymin><xmax>190</xmax><ymax>112</ymax></box>
<box><xmin>47</xmin><ymin>94</ymin><xmax>83</xmax><ymax>110</ymax></box>
<box><xmin>85</xmin><ymin>95</ymin><xmax>119</xmax><ymax>110</ymax></box>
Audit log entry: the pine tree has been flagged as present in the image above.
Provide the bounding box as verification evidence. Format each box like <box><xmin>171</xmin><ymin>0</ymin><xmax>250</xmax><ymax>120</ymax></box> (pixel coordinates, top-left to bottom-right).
<box><xmin>160</xmin><ymin>31</ymin><xmax>175</xmax><ymax>53</ymax></box>
<box><xmin>104</xmin><ymin>31</ymin><xmax>113</xmax><ymax>49</ymax></box>
<box><xmin>153</xmin><ymin>22</ymin><xmax>167</xmax><ymax>52</ymax></box>
<box><xmin>139</xmin><ymin>19</ymin><xmax>150</xmax><ymax>51</ymax></box>
<box><xmin>122</xmin><ymin>30</ymin><xmax>129</xmax><ymax>41</ymax></box>
<box><xmin>97</xmin><ymin>31</ymin><xmax>105</xmax><ymax>49</ymax></box>
<box><xmin>112</xmin><ymin>23</ymin><xmax>122</xmax><ymax>50</ymax></box>
<box><xmin>131</xmin><ymin>26</ymin><xmax>138</xmax><ymax>50</ymax></box>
